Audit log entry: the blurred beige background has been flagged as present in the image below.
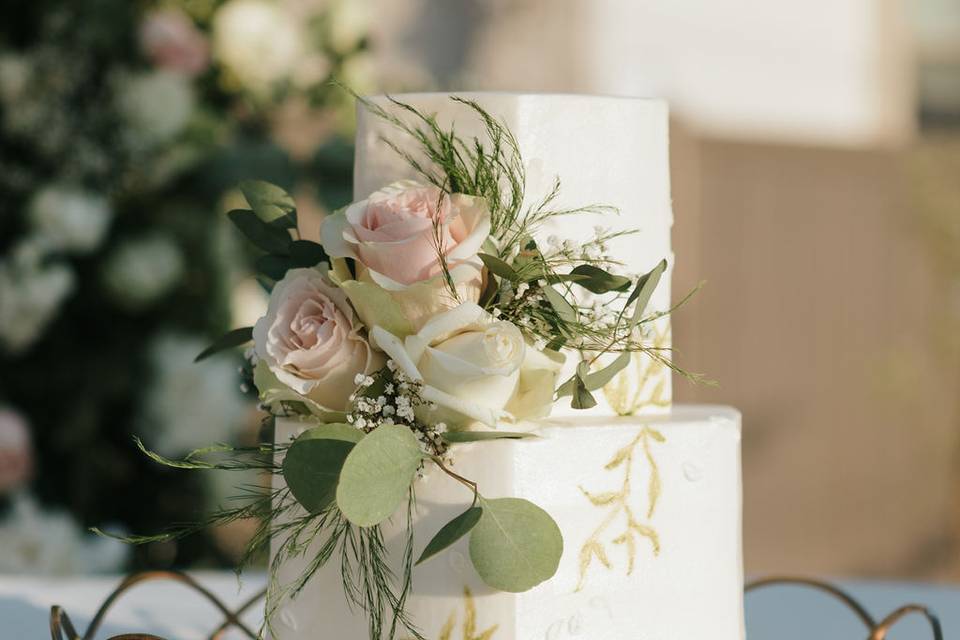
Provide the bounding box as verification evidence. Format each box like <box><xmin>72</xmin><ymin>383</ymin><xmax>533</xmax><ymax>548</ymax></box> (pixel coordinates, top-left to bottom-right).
<box><xmin>367</xmin><ymin>0</ymin><xmax>960</xmax><ymax>581</ymax></box>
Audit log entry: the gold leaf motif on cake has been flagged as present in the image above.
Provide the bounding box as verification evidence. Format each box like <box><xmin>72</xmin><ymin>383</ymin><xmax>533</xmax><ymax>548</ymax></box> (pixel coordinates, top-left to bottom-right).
<box><xmin>576</xmin><ymin>426</ymin><xmax>665</xmax><ymax>591</ymax></box>
<box><xmin>433</xmin><ymin>586</ymin><xmax>499</xmax><ymax>640</ymax></box>
<box><xmin>602</xmin><ymin>324</ymin><xmax>671</xmax><ymax>415</ymax></box>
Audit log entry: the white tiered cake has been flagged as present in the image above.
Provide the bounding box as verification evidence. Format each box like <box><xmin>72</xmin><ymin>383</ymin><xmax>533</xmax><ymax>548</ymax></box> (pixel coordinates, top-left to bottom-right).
<box><xmin>271</xmin><ymin>94</ymin><xmax>743</xmax><ymax>640</ymax></box>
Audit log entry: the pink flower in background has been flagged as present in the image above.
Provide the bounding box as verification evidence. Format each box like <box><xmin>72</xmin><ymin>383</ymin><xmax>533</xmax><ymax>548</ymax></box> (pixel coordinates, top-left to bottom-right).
<box><xmin>140</xmin><ymin>8</ymin><xmax>210</xmax><ymax>77</ymax></box>
<box><xmin>0</xmin><ymin>407</ymin><xmax>32</xmax><ymax>494</ymax></box>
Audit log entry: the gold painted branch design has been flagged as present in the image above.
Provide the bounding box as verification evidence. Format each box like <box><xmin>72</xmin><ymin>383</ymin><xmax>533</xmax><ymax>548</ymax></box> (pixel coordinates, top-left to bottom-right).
<box><xmin>437</xmin><ymin>587</ymin><xmax>499</xmax><ymax>640</ymax></box>
<box><xmin>576</xmin><ymin>426</ymin><xmax>665</xmax><ymax>591</ymax></box>
<box><xmin>603</xmin><ymin>324</ymin><xmax>671</xmax><ymax>415</ymax></box>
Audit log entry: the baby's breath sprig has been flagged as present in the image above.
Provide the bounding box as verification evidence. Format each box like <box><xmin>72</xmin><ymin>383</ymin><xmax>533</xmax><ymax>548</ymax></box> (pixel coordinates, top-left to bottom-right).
<box><xmin>348</xmin><ymin>361</ymin><xmax>450</xmax><ymax>462</ymax></box>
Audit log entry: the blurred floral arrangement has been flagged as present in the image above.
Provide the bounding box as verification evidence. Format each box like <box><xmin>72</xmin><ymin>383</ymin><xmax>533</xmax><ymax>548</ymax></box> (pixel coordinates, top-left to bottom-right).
<box><xmin>0</xmin><ymin>0</ymin><xmax>423</xmax><ymax>574</ymax></box>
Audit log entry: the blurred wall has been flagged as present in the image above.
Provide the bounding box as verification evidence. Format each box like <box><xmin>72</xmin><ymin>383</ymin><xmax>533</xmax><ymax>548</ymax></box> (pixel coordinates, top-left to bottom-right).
<box><xmin>671</xmin><ymin>126</ymin><xmax>960</xmax><ymax>579</ymax></box>
<box><xmin>370</xmin><ymin>0</ymin><xmax>960</xmax><ymax>580</ymax></box>
<box><xmin>379</xmin><ymin>0</ymin><xmax>915</xmax><ymax>145</ymax></box>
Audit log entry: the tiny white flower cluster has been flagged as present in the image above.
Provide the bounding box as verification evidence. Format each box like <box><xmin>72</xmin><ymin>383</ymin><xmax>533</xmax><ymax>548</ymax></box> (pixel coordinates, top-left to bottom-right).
<box><xmin>497</xmin><ymin>278</ymin><xmax>557</xmax><ymax>343</ymax></box>
<box><xmin>545</xmin><ymin>227</ymin><xmax>615</xmax><ymax>265</ymax></box>
<box><xmin>345</xmin><ymin>361</ymin><xmax>450</xmax><ymax>460</ymax></box>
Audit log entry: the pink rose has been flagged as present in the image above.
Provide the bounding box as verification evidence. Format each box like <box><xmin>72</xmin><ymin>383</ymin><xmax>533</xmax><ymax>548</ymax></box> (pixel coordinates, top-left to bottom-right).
<box><xmin>140</xmin><ymin>8</ymin><xmax>210</xmax><ymax>77</ymax></box>
<box><xmin>0</xmin><ymin>408</ymin><xmax>32</xmax><ymax>494</ymax></box>
<box><xmin>320</xmin><ymin>181</ymin><xmax>490</xmax><ymax>329</ymax></box>
<box><xmin>253</xmin><ymin>268</ymin><xmax>382</xmax><ymax>411</ymax></box>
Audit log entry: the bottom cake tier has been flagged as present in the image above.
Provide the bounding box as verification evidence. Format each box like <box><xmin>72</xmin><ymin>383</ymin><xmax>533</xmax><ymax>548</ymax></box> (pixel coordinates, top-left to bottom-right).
<box><xmin>270</xmin><ymin>404</ymin><xmax>743</xmax><ymax>640</ymax></box>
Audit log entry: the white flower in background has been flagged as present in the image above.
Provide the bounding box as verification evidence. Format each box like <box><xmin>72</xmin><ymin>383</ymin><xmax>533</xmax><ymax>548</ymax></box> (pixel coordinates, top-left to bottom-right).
<box><xmin>101</xmin><ymin>234</ymin><xmax>185</xmax><ymax>310</ymax></box>
<box><xmin>291</xmin><ymin>53</ymin><xmax>333</xmax><ymax>91</ymax></box>
<box><xmin>327</xmin><ymin>0</ymin><xmax>370</xmax><ymax>54</ymax></box>
<box><xmin>0</xmin><ymin>407</ymin><xmax>32</xmax><ymax>495</ymax></box>
<box><xmin>117</xmin><ymin>70</ymin><xmax>195</xmax><ymax>146</ymax></box>
<box><xmin>139</xmin><ymin>7</ymin><xmax>210</xmax><ymax>77</ymax></box>
<box><xmin>0</xmin><ymin>494</ymin><xmax>129</xmax><ymax>575</ymax></box>
<box><xmin>254</xmin><ymin>268</ymin><xmax>383</xmax><ymax>411</ymax></box>
<box><xmin>212</xmin><ymin>0</ymin><xmax>305</xmax><ymax>95</ymax></box>
<box><xmin>140</xmin><ymin>333</ymin><xmax>249</xmax><ymax>457</ymax></box>
<box><xmin>0</xmin><ymin>242</ymin><xmax>75</xmax><ymax>354</ymax></box>
<box><xmin>338</xmin><ymin>51</ymin><xmax>377</xmax><ymax>95</ymax></box>
<box><xmin>0</xmin><ymin>54</ymin><xmax>30</xmax><ymax>104</ymax></box>
<box><xmin>372</xmin><ymin>302</ymin><xmax>564</xmax><ymax>429</ymax></box>
<box><xmin>28</xmin><ymin>184</ymin><xmax>112</xmax><ymax>254</ymax></box>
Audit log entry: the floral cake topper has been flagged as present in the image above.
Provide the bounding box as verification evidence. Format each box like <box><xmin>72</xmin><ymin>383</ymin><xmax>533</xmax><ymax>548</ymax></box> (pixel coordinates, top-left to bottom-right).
<box><xmin>99</xmin><ymin>90</ymin><xmax>701</xmax><ymax>640</ymax></box>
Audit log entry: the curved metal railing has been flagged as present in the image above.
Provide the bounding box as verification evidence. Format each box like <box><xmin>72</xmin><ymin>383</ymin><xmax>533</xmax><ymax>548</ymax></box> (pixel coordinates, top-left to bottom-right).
<box><xmin>49</xmin><ymin>572</ymin><xmax>944</xmax><ymax>639</ymax></box>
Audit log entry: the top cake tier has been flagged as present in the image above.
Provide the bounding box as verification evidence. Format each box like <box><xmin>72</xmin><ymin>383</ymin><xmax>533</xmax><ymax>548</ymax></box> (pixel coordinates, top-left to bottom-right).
<box><xmin>354</xmin><ymin>93</ymin><xmax>675</xmax><ymax>414</ymax></box>
<box><xmin>354</xmin><ymin>93</ymin><xmax>673</xmax><ymax>287</ymax></box>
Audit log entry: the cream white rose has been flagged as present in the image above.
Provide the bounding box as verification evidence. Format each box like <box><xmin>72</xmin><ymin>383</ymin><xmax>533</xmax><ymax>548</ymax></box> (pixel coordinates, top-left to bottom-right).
<box><xmin>253</xmin><ymin>267</ymin><xmax>381</xmax><ymax>411</ymax></box>
<box><xmin>371</xmin><ymin>302</ymin><xmax>564</xmax><ymax>429</ymax></box>
<box><xmin>320</xmin><ymin>181</ymin><xmax>490</xmax><ymax>331</ymax></box>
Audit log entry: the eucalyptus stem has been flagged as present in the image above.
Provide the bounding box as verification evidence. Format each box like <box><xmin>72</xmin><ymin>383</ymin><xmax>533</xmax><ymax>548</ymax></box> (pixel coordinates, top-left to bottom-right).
<box><xmin>431</xmin><ymin>456</ymin><xmax>479</xmax><ymax>502</ymax></box>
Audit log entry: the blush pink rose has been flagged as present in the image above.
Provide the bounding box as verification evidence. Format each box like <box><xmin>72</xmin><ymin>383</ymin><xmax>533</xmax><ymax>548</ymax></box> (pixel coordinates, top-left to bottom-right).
<box><xmin>320</xmin><ymin>181</ymin><xmax>491</xmax><ymax>329</ymax></box>
<box><xmin>140</xmin><ymin>8</ymin><xmax>210</xmax><ymax>77</ymax></box>
<box><xmin>253</xmin><ymin>268</ymin><xmax>382</xmax><ymax>411</ymax></box>
<box><xmin>0</xmin><ymin>408</ymin><xmax>32</xmax><ymax>494</ymax></box>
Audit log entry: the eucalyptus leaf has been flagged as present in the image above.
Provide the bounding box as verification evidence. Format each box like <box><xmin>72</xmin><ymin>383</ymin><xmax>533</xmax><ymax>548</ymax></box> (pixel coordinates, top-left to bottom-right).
<box><xmin>569</xmin><ymin>264</ymin><xmax>631</xmax><ymax>294</ymax></box>
<box><xmin>582</xmin><ymin>350</ymin><xmax>632</xmax><ymax>391</ymax></box>
<box><xmin>336</xmin><ymin>424</ymin><xmax>424</xmax><ymax>527</ymax></box>
<box><xmin>416</xmin><ymin>506</ymin><xmax>482</xmax><ymax>566</ymax></box>
<box><xmin>240</xmin><ymin>180</ymin><xmax>296</xmax><ymax>224</ymax></box>
<box><xmin>555</xmin><ymin>374</ymin><xmax>576</xmax><ymax>399</ymax></box>
<box><xmin>283</xmin><ymin>424</ymin><xmax>362</xmax><ymax>514</ymax></box>
<box><xmin>289</xmin><ymin>240</ymin><xmax>329</xmax><ymax>268</ymax></box>
<box><xmin>442</xmin><ymin>431</ymin><xmax>537</xmax><ymax>443</ymax></box>
<box><xmin>469</xmin><ymin>497</ymin><xmax>563</xmax><ymax>592</ymax></box>
<box><xmin>478</xmin><ymin>253</ymin><xmax>519</xmax><ymax>282</ymax></box>
<box><xmin>478</xmin><ymin>267</ymin><xmax>500</xmax><ymax>307</ymax></box>
<box><xmin>542</xmin><ymin>273</ymin><xmax>591</xmax><ymax>286</ymax></box>
<box><xmin>626</xmin><ymin>259</ymin><xmax>667</xmax><ymax>325</ymax></box>
<box><xmin>556</xmin><ymin>351</ymin><xmax>631</xmax><ymax>398</ymax></box>
<box><xmin>228</xmin><ymin>209</ymin><xmax>292</xmax><ymax>255</ymax></box>
<box><xmin>194</xmin><ymin>327</ymin><xmax>252</xmax><ymax>362</ymax></box>
<box><xmin>297</xmin><ymin>423</ymin><xmax>365</xmax><ymax>444</ymax></box>
<box><xmin>255</xmin><ymin>254</ymin><xmax>290</xmax><ymax>280</ymax></box>
<box><xmin>571</xmin><ymin>374</ymin><xmax>598</xmax><ymax>409</ymax></box>
<box><xmin>269</xmin><ymin>214</ymin><xmax>298</xmax><ymax>230</ymax></box>
<box><xmin>543</xmin><ymin>286</ymin><xmax>578</xmax><ymax>324</ymax></box>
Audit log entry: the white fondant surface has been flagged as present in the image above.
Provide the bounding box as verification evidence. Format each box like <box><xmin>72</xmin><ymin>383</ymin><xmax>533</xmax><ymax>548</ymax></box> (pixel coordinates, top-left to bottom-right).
<box><xmin>353</xmin><ymin>93</ymin><xmax>674</xmax><ymax>415</ymax></box>
<box><xmin>270</xmin><ymin>406</ymin><xmax>744</xmax><ymax>640</ymax></box>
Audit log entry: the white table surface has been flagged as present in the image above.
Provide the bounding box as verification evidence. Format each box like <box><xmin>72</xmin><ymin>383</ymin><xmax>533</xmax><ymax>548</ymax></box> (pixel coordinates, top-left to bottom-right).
<box><xmin>0</xmin><ymin>571</ymin><xmax>957</xmax><ymax>639</ymax></box>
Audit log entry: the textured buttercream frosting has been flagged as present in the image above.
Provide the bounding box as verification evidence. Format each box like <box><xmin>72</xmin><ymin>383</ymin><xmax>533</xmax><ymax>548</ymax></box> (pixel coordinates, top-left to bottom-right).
<box><xmin>271</xmin><ymin>406</ymin><xmax>744</xmax><ymax>640</ymax></box>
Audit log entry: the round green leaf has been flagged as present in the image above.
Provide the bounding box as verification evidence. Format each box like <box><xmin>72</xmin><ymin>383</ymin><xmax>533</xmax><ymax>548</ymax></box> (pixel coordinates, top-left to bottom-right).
<box><xmin>283</xmin><ymin>424</ymin><xmax>363</xmax><ymax>514</ymax></box>
<box><xmin>336</xmin><ymin>424</ymin><xmax>423</xmax><ymax>527</ymax></box>
<box><xmin>416</xmin><ymin>506</ymin><xmax>483</xmax><ymax>566</ymax></box>
<box><xmin>240</xmin><ymin>179</ymin><xmax>296</xmax><ymax>223</ymax></box>
<box><xmin>469</xmin><ymin>497</ymin><xmax>563</xmax><ymax>592</ymax></box>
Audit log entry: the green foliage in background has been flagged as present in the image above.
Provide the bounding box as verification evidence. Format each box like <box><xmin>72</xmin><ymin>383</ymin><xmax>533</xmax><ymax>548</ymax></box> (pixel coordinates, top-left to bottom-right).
<box><xmin>0</xmin><ymin>0</ymin><xmax>365</xmax><ymax>572</ymax></box>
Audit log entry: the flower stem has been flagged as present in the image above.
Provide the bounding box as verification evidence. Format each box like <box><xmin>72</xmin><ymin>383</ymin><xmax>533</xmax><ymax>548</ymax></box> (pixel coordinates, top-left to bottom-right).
<box><xmin>430</xmin><ymin>456</ymin><xmax>479</xmax><ymax>503</ymax></box>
